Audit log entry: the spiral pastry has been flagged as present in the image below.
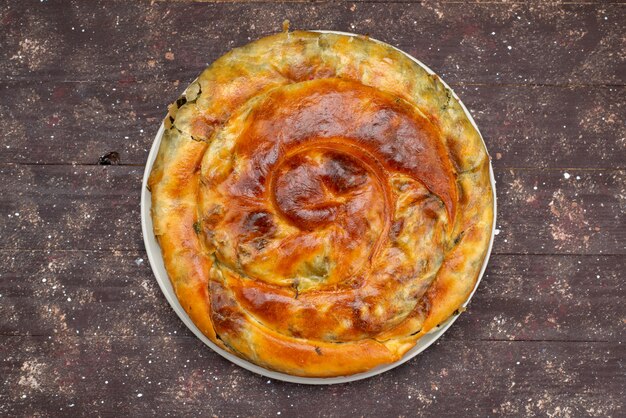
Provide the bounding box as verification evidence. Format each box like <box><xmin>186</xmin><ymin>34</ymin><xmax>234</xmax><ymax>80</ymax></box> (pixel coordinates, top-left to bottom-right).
<box><xmin>148</xmin><ymin>31</ymin><xmax>494</xmax><ymax>377</ymax></box>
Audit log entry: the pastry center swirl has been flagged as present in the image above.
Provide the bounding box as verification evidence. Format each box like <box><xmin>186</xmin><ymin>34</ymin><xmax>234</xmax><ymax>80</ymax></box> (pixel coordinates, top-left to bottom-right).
<box><xmin>270</xmin><ymin>141</ymin><xmax>392</xmax><ymax>271</ymax></box>
<box><xmin>198</xmin><ymin>78</ymin><xmax>455</xmax><ymax>341</ymax></box>
<box><xmin>272</xmin><ymin>145</ymin><xmax>374</xmax><ymax>231</ymax></box>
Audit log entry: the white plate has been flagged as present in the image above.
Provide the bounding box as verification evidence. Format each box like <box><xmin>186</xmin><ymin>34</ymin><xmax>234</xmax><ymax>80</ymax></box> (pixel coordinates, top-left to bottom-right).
<box><xmin>141</xmin><ymin>30</ymin><xmax>497</xmax><ymax>385</ymax></box>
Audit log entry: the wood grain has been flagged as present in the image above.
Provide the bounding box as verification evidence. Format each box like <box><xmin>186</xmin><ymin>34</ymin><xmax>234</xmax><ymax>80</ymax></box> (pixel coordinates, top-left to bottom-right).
<box><xmin>1</xmin><ymin>165</ymin><xmax>623</xmax><ymax>254</ymax></box>
<box><xmin>157</xmin><ymin>0</ymin><xmax>618</xmax><ymax>3</ymax></box>
<box><xmin>1</xmin><ymin>0</ymin><xmax>624</xmax><ymax>415</ymax></box>
<box><xmin>1</xmin><ymin>1</ymin><xmax>624</xmax><ymax>85</ymax></box>
<box><xmin>1</xmin><ymin>337</ymin><xmax>623</xmax><ymax>417</ymax></box>
<box><xmin>1</xmin><ymin>81</ymin><xmax>624</xmax><ymax>168</ymax></box>
<box><xmin>1</xmin><ymin>251</ymin><xmax>623</xmax><ymax>343</ymax></box>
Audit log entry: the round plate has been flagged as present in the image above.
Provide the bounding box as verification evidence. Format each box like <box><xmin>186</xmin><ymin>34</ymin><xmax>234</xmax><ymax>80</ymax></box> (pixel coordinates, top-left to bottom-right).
<box><xmin>141</xmin><ymin>30</ymin><xmax>497</xmax><ymax>384</ymax></box>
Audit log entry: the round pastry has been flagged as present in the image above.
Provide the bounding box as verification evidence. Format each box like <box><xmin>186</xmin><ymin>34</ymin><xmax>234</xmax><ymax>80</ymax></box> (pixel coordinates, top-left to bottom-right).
<box><xmin>148</xmin><ymin>30</ymin><xmax>494</xmax><ymax>377</ymax></box>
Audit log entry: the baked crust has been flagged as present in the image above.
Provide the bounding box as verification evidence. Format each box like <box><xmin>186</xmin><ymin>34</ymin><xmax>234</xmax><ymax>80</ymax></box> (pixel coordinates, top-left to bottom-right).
<box><xmin>148</xmin><ymin>31</ymin><xmax>494</xmax><ymax>377</ymax></box>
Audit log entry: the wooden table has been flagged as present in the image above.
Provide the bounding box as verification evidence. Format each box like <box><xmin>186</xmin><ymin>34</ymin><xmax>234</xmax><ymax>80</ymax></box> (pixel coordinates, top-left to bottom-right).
<box><xmin>1</xmin><ymin>1</ymin><xmax>624</xmax><ymax>416</ymax></box>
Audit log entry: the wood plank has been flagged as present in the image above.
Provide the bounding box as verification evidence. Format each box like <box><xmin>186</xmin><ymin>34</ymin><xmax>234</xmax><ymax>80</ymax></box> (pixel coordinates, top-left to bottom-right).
<box><xmin>0</xmin><ymin>337</ymin><xmax>623</xmax><ymax>416</ymax></box>
<box><xmin>1</xmin><ymin>165</ymin><xmax>623</xmax><ymax>254</ymax></box>
<box><xmin>0</xmin><ymin>251</ymin><xmax>623</xmax><ymax>343</ymax></box>
<box><xmin>0</xmin><ymin>250</ymin><xmax>188</xmax><ymax>338</ymax></box>
<box><xmin>447</xmin><ymin>254</ymin><xmax>625</xmax><ymax>343</ymax></box>
<box><xmin>1</xmin><ymin>1</ymin><xmax>623</xmax><ymax>85</ymax></box>
<box><xmin>1</xmin><ymin>81</ymin><xmax>624</xmax><ymax>168</ymax></box>
<box><xmin>0</xmin><ymin>81</ymin><xmax>178</xmax><ymax>166</ymax></box>
<box><xmin>157</xmin><ymin>0</ymin><xmax>616</xmax><ymax>3</ymax></box>
<box><xmin>454</xmin><ymin>85</ymin><xmax>626</xmax><ymax>170</ymax></box>
<box><xmin>0</xmin><ymin>165</ymin><xmax>144</xmax><ymax>251</ymax></box>
<box><xmin>495</xmin><ymin>168</ymin><xmax>625</xmax><ymax>255</ymax></box>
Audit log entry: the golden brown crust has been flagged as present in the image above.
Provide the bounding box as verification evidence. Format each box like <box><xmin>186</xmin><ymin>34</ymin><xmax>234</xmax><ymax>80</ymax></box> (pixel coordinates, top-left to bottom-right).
<box><xmin>148</xmin><ymin>31</ymin><xmax>493</xmax><ymax>377</ymax></box>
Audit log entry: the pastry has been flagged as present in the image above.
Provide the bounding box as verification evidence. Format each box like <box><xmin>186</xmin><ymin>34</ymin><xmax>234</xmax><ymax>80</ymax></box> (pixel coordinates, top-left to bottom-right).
<box><xmin>148</xmin><ymin>30</ymin><xmax>494</xmax><ymax>377</ymax></box>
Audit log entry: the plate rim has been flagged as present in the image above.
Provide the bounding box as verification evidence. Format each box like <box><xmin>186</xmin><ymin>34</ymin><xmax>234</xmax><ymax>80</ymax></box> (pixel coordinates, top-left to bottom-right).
<box><xmin>140</xmin><ymin>30</ymin><xmax>497</xmax><ymax>385</ymax></box>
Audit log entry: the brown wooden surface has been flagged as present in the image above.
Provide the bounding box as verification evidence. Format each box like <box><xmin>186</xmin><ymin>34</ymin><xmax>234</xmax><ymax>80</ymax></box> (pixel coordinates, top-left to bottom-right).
<box><xmin>1</xmin><ymin>0</ymin><xmax>624</xmax><ymax>417</ymax></box>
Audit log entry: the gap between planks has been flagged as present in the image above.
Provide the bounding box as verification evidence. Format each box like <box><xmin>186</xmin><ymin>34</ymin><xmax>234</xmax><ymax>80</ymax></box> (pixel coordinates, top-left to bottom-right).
<box><xmin>0</xmin><ymin>249</ymin><xmax>624</xmax><ymax>257</ymax></box>
<box><xmin>148</xmin><ymin>0</ymin><xmax>626</xmax><ymax>5</ymax></box>
<box><xmin>0</xmin><ymin>79</ymin><xmax>624</xmax><ymax>88</ymax></box>
<box><xmin>1</xmin><ymin>163</ymin><xmax>624</xmax><ymax>171</ymax></box>
<box><xmin>0</xmin><ymin>334</ymin><xmax>616</xmax><ymax>344</ymax></box>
